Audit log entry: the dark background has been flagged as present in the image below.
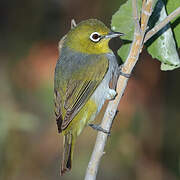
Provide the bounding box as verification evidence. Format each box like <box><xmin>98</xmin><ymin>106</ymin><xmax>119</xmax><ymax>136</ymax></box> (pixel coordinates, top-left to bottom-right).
<box><xmin>0</xmin><ymin>0</ymin><xmax>180</xmax><ymax>179</ymax></box>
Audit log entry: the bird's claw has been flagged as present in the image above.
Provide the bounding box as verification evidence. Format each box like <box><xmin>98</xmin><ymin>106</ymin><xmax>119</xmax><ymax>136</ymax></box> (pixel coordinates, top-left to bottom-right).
<box><xmin>118</xmin><ymin>65</ymin><xmax>131</xmax><ymax>78</ymax></box>
<box><xmin>89</xmin><ymin>124</ymin><xmax>110</xmax><ymax>136</ymax></box>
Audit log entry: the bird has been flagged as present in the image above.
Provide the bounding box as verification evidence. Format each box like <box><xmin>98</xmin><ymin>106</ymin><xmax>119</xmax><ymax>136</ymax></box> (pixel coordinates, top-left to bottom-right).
<box><xmin>54</xmin><ymin>19</ymin><xmax>124</xmax><ymax>175</ymax></box>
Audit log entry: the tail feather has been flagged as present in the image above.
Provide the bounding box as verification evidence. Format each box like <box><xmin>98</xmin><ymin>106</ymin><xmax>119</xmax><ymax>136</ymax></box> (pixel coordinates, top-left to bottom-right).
<box><xmin>61</xmin><ymin>133</ymin><xmax>74</xmax><ymax>175</ymax></box>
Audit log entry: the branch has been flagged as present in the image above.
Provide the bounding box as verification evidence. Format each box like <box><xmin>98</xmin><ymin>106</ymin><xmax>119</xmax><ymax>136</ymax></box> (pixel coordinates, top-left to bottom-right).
<box><xmin>132</xmin><ymin>0</ymin><xmax>141</xmax><ymax>34</ymax></box>
<box><xmin>84</xmin><ymin>0</ymin><xmax>154</xmax><ymax>180</ymax></box>
<box><xmin>144</xmin><ymin>6</ymin><xmax>180</xmax><ymax>43</ymax></box>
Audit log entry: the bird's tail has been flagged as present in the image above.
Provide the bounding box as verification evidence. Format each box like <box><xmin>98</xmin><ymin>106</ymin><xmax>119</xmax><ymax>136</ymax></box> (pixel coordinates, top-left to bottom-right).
<box><xmin>61</xmin><ymin>132</ymin><xmax>74</xmax><ymax>175</ymax></box>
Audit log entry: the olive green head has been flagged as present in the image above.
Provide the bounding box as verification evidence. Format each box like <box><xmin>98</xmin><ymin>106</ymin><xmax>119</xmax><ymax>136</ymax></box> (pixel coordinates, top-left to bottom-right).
<box><xmin>63</xmin><ymin>19</ymin><xmax>123</xmax><ymax>54</ymax></box>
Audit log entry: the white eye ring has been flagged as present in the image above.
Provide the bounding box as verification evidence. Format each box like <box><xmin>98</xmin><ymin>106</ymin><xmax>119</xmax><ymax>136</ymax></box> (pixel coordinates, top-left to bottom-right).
<box><xmin>89</xmin><ymin>32</ymin><xmax>101</xmax><ymax>42</ymax></box>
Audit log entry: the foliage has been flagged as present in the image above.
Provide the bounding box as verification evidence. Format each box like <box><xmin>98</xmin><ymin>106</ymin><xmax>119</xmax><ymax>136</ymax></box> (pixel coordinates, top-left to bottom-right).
<box><xmin>111</xmin><ymin>0</ymin><xmax>180</xmax><ymax>70</ymax></box>
<box><xmin>147</xmin><ymin>0</ymin><xmax>180</xmax><ymax>70</ymax></box>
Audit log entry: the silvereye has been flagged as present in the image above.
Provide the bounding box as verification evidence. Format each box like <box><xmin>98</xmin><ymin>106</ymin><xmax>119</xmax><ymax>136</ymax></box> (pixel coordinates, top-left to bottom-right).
<box><xmin>54</xmin><ymin>19</ymin><xmax>124</xmax><ymax>175</ymax></box>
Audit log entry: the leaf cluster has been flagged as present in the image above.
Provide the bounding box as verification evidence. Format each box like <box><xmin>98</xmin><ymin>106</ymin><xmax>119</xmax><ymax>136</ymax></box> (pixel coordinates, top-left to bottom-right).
<box><xmin>111</xmin><ymin>0</ymin><xmax>180</xmax><ymax>71</ymax></box>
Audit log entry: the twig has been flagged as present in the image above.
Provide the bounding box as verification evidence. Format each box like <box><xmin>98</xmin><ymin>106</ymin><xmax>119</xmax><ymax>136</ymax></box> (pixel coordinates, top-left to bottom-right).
<box><xmin>132</xmin><ymin>0</ymin><xmax>141</xmax><ymax>34</ymax></box>
<box><xmin>84</xmin><ymin>0</ymin><xmax>154</xmax><ymax>180</ymax></box>
<box><xmin>141</xmin><ymin>0</ymin><xmax>154</xmax><ymax>31</ymax></box>
<box><xmin>144</xmin><ymin>6</ymin><xmax>180</xmax><ymax>43</ymax></box>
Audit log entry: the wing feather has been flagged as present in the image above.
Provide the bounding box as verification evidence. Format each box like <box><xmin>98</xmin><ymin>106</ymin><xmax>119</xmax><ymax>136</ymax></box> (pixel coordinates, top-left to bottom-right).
<box><xmin>54</xmin><ymin>51</ymin><xmax>108</xmax><ymax>133</ymax></box>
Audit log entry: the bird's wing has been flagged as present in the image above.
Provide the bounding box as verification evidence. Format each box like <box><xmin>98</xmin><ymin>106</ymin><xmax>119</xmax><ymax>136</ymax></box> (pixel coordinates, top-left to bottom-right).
<box><xmin>54</xmin><ymin>54</ymin><xmax>109</xmax><ymax>133</ymax></box>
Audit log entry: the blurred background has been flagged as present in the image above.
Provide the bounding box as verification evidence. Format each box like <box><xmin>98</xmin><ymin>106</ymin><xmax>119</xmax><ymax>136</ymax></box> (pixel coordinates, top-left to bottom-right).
<box><xmin>0</xmin><ymin>0</ymin><xmax>180</xmax><ymax>179</ymax></box>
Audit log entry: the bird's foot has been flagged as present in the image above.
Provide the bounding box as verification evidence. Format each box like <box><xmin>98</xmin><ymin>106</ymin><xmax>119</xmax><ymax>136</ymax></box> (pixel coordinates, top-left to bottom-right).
<box><xmin>106</xmin><ymin>89</ymin><xmax>117</xmax><ymax>100</ymax></box>
<box><xmin>89</xmin><ymin>124</ymin><xmax>110</xmax><ymax>135</ymax></box>
<box><xmin>118</xmin><ymin>65</ymin><xmax>131</xmax><ymax>78</ymax></box>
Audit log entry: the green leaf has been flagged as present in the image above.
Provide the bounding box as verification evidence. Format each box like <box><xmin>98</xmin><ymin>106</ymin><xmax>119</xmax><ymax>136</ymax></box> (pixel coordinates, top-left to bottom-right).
<box><xmin>147</xmin><ymin>0</ymin><xmax>180</xmax><ymax>71</ymax></box>
<box><xmin>111</xmin><ymin>0</ymin><xmax>142</xmax><ymax>62</ymax></box>
<box><xmin>164</xmin><ymin>0</ymin><xmax>180</xmax><ymax>47</ymax></box>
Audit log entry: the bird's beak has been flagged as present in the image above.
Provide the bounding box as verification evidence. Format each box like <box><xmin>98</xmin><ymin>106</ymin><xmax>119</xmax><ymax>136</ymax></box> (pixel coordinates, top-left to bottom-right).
<box><xmin>104</xmin><ymin>31</ymin><xmax>124</xmax><ymax>39</ymax></box>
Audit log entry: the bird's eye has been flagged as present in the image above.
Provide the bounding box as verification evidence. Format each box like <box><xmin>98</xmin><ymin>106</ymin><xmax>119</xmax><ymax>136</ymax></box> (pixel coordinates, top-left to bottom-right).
<box><xmin>89</xmin><ymin>32</ymin><xmax>101</xmax><ymax>42</ymax></box>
